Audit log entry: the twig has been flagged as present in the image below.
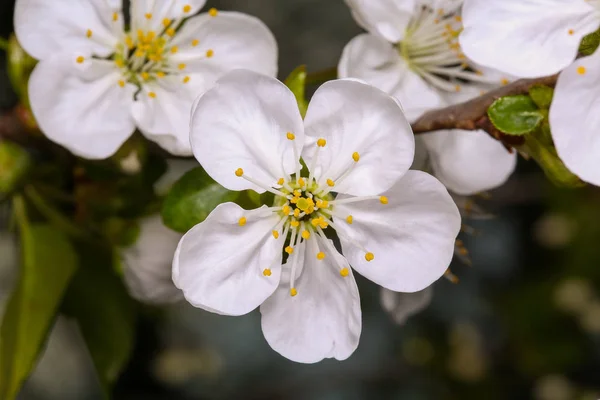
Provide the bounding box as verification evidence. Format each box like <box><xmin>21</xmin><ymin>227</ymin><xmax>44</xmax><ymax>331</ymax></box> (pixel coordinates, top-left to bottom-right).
<box><xmin>410</xmin><ymin>74</ymin><xmax>559</xmax><ymax>143</ymax></box>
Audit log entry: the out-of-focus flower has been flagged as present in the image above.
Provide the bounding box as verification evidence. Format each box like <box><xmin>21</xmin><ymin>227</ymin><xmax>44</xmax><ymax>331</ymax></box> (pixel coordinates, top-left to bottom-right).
<box><xmin>174</xmin><ymin>70</ymin><xmax>461</xmax><ymax>363</ymax></box>
<box><xmin>340</xmin><ymin>0</ymin><xmax>516</xmax><ymax>195</ymax></box>
<box><xmin>122</xmin><ymin>216</ymin><xmax>183</xmax><ymax>304</ymax></box>
<box><xmin>460</xmin><ymin>0</ymin><xmax>600</xmax><ymax>186</ymax></box>
<box><xmin>15</xmin><ymin>0</ymin><xmax>277</xmax><ymax>158</ymax></box>
<box><xmin>380</xmin><ymin>286</ymin><xmax>433</xmax><ymax>325</ymax></box>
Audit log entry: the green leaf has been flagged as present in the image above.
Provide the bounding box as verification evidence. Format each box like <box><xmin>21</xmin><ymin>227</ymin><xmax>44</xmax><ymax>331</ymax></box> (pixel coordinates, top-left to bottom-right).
<box><xmin>0</xmin><ymin>141</ymin><xmax>31</xmax><ymax>195</ymax></box>
<box><xmin>528</xmin><ymin>85</ymin><xmax>554</xmax><ymax>110</ymax></box>
<box><xmin>62</xmin><ymin>245</ymin><xmax>136</xmax><ymax>397</ymax></box>
<box><xmin>284</xmin><ymin>65</ymin><xmax>308</xmax><ymax>118</ymax></box>
<box><xmin>0</xmin><ymin>196</ymin><xmax>78</xmax><ymax>400</ymax></box>
<box><xmin>518</xmin><ymin>135</ymin><xmax>585</xmax><ymax>188</ymax></box>
<box><xmin>488</xmin><ymin>95</ymin><xmax>545</xmax><ymax>136</ymax></box>
<box><xmin>161</xmin><ymin>167</ymin><xmax>239</xmax><ymax>233</ymax></box>
<box><xmin>579</xmin><ymin>28</ymin><xmax>600</xmax><ymax>56</ymax></box>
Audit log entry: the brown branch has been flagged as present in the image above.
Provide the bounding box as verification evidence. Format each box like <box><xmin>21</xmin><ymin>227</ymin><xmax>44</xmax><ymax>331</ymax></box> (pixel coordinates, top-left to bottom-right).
<box><xmin>410</xmin><ymin>74</ymin><xmax>559</xmax><ymax>144</ymax></box>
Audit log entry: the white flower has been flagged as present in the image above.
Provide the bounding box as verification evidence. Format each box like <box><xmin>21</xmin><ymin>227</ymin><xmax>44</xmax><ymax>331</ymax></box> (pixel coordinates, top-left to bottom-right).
<box><xmin>173</xmin><ymin>69</ymin><xmax>461</xmax><ymax>363</ymax></box>
<box><xmin>459</xmin><ymin>0</ymin><xmax>600</xmax><ymax>185</ymax></box>
<box><xmin>15</xmin><ymin>0</ymin><xmax>277</xmax><ymax>159</ymax></box>
<box><xmin>122</xmin><ymin>216</ymin><xmax>183</xmax><ymax>304</ymax></box>
<box><xmin>339</xmin><ymin>0</ymin><xmax>516</xmax><ymax>195</ymax></box>
<box><xmin>459</xmin><ymin>0</ymin><xmax>600</xmax><ymax>78</ymax></box>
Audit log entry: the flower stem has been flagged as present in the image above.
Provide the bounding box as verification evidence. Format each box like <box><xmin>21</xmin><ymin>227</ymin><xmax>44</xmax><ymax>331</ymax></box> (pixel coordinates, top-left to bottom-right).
<box><xmin>0</xmin><ymin>37</ymin><xmax>8</xmax><ymax>51</ymax></box>
<box><xmin>305</xmin><ymin>67</ymin><xmax>337</xmax><ymax>86</ymax></box>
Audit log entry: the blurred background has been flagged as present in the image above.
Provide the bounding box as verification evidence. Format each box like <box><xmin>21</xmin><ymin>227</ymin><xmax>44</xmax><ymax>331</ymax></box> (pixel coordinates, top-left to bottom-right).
<box><xmin>1</xmin><ymin>1</ymin><xmax>600</xmax><ymax>399</ymax></box>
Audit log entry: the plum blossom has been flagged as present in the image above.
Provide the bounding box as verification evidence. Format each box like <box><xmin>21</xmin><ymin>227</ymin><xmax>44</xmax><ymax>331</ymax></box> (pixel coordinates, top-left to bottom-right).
<box><xmin>15</xmin><ymin>0</ymin><xmax>277</xmax><ymax>158</ymax></box>
<box><xmin>339</xmin><ymin>0</ymin><xmax>516</xmax><ymax>195</ymax></box>
<box><xmin>173</xmin><ymin>69</ymin><xmax>461</xmax><ymax>363</ymax></box>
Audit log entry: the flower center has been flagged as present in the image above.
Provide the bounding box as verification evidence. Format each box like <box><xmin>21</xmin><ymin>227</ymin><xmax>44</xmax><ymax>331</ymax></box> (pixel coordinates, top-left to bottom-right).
<box><xmin>78</xmin><ymin>4</ymin><xmax>219</xmax><ymax>92</ymax></box>
<box><xmin>397</xmin><ymin>3</ymin><xmax>508</xmax><ymax>92</ymax></box>
<box><xmin>234</xmin><ymin>134</ymin><xmax>389</xmax><ymax>297</ymax></box>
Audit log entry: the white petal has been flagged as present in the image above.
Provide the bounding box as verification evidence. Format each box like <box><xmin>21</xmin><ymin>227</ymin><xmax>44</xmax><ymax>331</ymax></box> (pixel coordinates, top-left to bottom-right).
<box><xmin>550</xmin><ymin>50</ymin><xmax>600</xmax><ymax>186</ymax></box>
<box><xmin>260</xmin><ymin>238</ymin><xmax>361</xmax><ymax>363</ymax></box>
<box><xmin>122</xmin><ymin>216</ymin><xmax>183</xmax><ymax>305</ymax></box>
<box><xmin>131</xmin><ymin>75</ymin><xmax>207</xmax><ymax>156</ymax></box>
<box><xmin>380</xmin><ymin>286</ymin><xmax>433</xmax><ymax>325</ymax></box>
<box><xmin>338</xmin><ymin>34</ymin><xmax>444</xmax><ymax>123</ymax></box>
<box><xmin>173</xmin><ymin>203</ymin><xmax>284</xmax><ymax>316</ymax></box>
<box><xmin>460</xmin><ymin>0</ymin><xmax>600</xmax><ymax>78</ymax></box>
<box><xmin>422</xmin><ymin>130</ymin><xmax>517</xmax><ymax>195</ymax></box>
<box><xmin>131</xmin><ymin>0</ymin><xmax>206</xmax><ymax>31</ymax></box>
<box><xmin>190</xmin><ymin>70</ymin><xmax>304</xmax><ymax>192</ymax></box>
<box><xmin>303</xmin><ymin>79</ymin><xmax>414</xmax><ymax>196</ymax></box>
<box><xmin>334</xmin><ymin>170</ymin><xmax>461</xmax><ymax>292</ymax></box>
<box><xmin>170</xmin><ymin>11</ymin><xmax>278</xmax><ymax>79</ymax></box>
<box><xmin>344</xmin><ymin>0</ymin><xmax>417</xmax><ymax>42</ymax></box>
<box><xmin>28</xmin><ymin>54</ymin><xmax>136</xmax><ymax>159</ymax></box>
<box><xmin>15</xmin><ymin>0</ymin><xmax>120</xmax><ymax>60</ymax></box>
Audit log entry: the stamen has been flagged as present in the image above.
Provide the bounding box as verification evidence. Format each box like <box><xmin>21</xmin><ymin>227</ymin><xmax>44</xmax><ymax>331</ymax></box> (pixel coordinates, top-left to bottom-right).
<box><xmin>290</xmin><ymin>288</ymin><xmax>298</xmax><ymax>297</ymax></box>
<box><xmin>234</xmin><ymin>169</ymin><xmax>288</xmax><ymax>198</ymax></box>
<box><xmin>365</xmin><ymin>252</ymin><xmax>375</xmax><ymax>262</ymax></box>
<box><xmin>380</xmin><ymin>196</ymin><xmax>389</xmax><ymax>204</ymax></box>
<box><xmin>263</xmin><ymin>268</ymin><xmax>272</xmax><ymax>276</ymax></box>
<box><xmin>238</xmin><ymin>217</ymin><xmax>247</xmax><ymax>226</ymax></box>
<box><xmin>192</xmin><ymin>39</ymin><xmax>199</xmax><ymax>47</ymax></box>
<box><xmin>346</xmin><ymin>215</ymin><xmax>353</xmax><ymax>224</ymax></box>
<box><xmin>272</xmin><ymin>230</ymin><xmax>279</xmax><ymax>239</ymax></box>
<box><xmin>209</xmin><ymin>7</ymin><xmax>218</xmax><ymax>17</ymax></box>
<box><xmin>317</xmin><ymin>252</ymin><xmax>326</xmax><ymax>260</ymax></box>
<box><xmin>76</xmin><ymin>56</ymin><xmax>85</xmax><ymax>64</ymax></box>
<box><xmin>352</xmin><ymin>152</ymin><xmax>360</xmax><ymax>162</ymax></box>
<box><xmin>183</xmin><ymin>4</ymin><xmax>192</xmax><ymax>13</ymax></box>
<box><xmin>206</xmin><ymin>49</ymin><xmax>214</xmax><ymax>58</ymax></box>
<box><xmin>340</xmin><ymin>268</ymin><xmax>350</xmax><ymax>277</ymax></box>
<box><xmin>86</xmin><ymin>29</ymin><xmax>93</xmax><ymax>38</ymax></box>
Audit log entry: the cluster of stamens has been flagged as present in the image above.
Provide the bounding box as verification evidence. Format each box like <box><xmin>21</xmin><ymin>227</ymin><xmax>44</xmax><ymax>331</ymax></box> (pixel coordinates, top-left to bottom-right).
<box><xmin>77</xmin><ymin>4</ymin><xmax>219</xmax><ymax>97</ymax></box>
<box><xmin>235</xmin><ymin>133</ymin><xmax>389</xmax><ymax>297</ymax></box>
<box><xmin>399</xmin><ymin>3</ymin><xmax>509</xmax><ymax>93</ymax></box>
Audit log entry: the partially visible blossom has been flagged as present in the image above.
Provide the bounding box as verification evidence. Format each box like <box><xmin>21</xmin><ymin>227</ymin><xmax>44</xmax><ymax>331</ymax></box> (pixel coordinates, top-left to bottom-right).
<box><xmin>460</xmin><ymin>0</ymin><xmax>600</xmax><ymax>78</ymax></box>
<box><xmin>123</xmin><ymin>216</ymin><xmax>183</xmax><ymax>305</ymax></box>
<box><xmin>340</xmin><ymin>0</ymin><xmax>516</xmax><ymax>195</ymax></box>
<box><xmin>15</xmin><ymin>0</ymin><xmax>277</xmax><ymax>158</ymax></box>
<box><xmin>173</xmin><ymin>70</ymin><xmax>461</xmax><ymax>363</ymax></box>
<box><xmin>459</xmin><ymin>0</ymin><xmax>600</xmax><ymax>186</ymax></box>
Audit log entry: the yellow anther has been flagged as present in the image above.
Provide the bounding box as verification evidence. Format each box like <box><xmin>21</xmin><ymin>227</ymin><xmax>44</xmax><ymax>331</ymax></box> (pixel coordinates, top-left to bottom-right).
<box><xmin>282</xmin><ymin>205</ymin><xmax>291</xmax><ymax>215</ymax></box>
<box><xmin>135</xmin><ymin>49</ymin><xmax>145</xmax><ymax>58</ymax></box>
<box><xmin>272</xmin><ymin>230</ymin><xmax>279</xmax><ymax>239</ymax></box>
<box><xmin>145</xmin><ymin>13</ymin><xmax>152</xmax><ymax>19</ymax></box>
<box><xmin>577</xmin><ymin>66</ymin><xmax>587</xmax><ymax>75</ymax></box>
<box><xmin>171</xmin><ymin>46</ymin><xmax>179</xmax><ymax>54</ymax></box>
<box><xmin>183</xmin><ymin>76</ymin><xmax>191</xmax><ymax>84</ymax></box>
<box><xmin>206</xmin><ymin>49</ymin><xmax>214</xmax><ymax>58</ymax></box>
<box><xmin>340</xmin><ymin>268</ymin><xmax>349</xmax><ymax>277</ymax></box>
<box><xmin>141</xmin><ymin>72</ymin><xmax>150</xmax><ymax>81</ymax></box>
<box><xmin>112</xmin><ymin>12</ymin><xmax>118</xmax><ymax>21</ymax></box>
<box><xmin>291</xmin><ymin>215</ymin><xmax>300</xmax><ymax>225</ymax></box>
<box><xmin>178</xmin><ymin>63</ymin><xmax>187</xmax><ymax>70</ymax></box>
<box><xmin>352</xmin><ymin>152</ymin><xmax>360</xmax><ymax>162</ymax></box>
<box><xmin>277</xmin><ymin>178</ymin><xmax>285</xmax><ymax>185</ymax></box>
<box><xmin>285</xmin><ymin>246</ymin><xmax>294</xmax><ymax>254</ymax></box>
<box><xmin>455</xmin><ymin>84</ymin><xmax>461</xmax><ymax>92</ymax></box>
<box><xmin>290</xmin><ymin>197</ymin><xmax>298</xmax><ymax>204</ymax></box>
<box><xmin>263</xmin><ymin>268</ymin><xmax>272</xmax><ymax>277</ymax></box>
<box><xmin>183</xmin><ymin>4</ymin><xmax>192</xmax><ymax>13</ymax></box>
<box><xmin>365</xmin><ymin>252</ymin><xmax>374</xmax><ymax>262</ymax></box>
<box><xmin>317</xmin><ymin>138</ymin><xmax>327</xmax><ymax>147</ymax></box>
<box><xmin>76</xmin><ymin>56</ymin><xmax>85</xmax><ymax>64</ymax></box>
<box><xmin>501</xmin><ymin>78</ymin><xmax>509</xmax><ymax>85</ymax></box>
<box><xmin>163</xmin><ymin>18</ymin><xmax>171</xmax><ymax>27</ymax></box>
<box><xmin>317</xmin><ymin>252</ymin><xmax>325</xmax><ymax>260</ymax></box>
<box><xmin>86</xmin><ymin>29</ymin><xmax>93</xmax><ymax>38</ymax></box>
<box><xmin>455</xmin><ymin>15</ymin><xmax>462</xmax><ymax>22</ymax></box>
<box><xmin>118</xmin><ymin>80</ymin><xmax>125</xmax><ymax>88</ymax></box>
<box><xmin>568</xmin><ymin>29</ymin><xmax>575</xmax><ymax>35</ymax></box>
<box><xmin>209</xmin><ymin>7</ymin><xmax>218</xmax><ymax>17</ymax></box>
<box><xmin>156</xmin><ymin>71</ymin><xmax>165</xmax><ymax>78</ymax></box>
<box><xmin>301</xmin><ymin>230</ymin><xmax>311</xmax><ymax>240</ymax></box>
<box><xmin>115</xmin><ymin>58</ymin><xmax>124</xmax><ymax>68</ymax></box>
<box><xmin>380</xmin><ymin>196</ymin><xmax>389</xmax><ymax>205</ymax></box>
<box><xmin>235</xmin><ymin>168</ymin><xmax>244</xmax><ymax>177</ymax></box>
<box><xmin>192</xmin><ymin>39</ymin><xmax>200</xmax><ymax>47</ymax></box>
<box><xmin>290</xmin><ymin>288</ymin><xmax>298</xmax><ymax>297</ymax></box>
<box><xmin>148</xmin><ymin>91</ymin><xmax>157</xmax><ymax>98</ymax></box>
<box><xmin>166</xmin><ymin>28</ymin><xmax>176</xmax><ymax>36</ymax></box>
<box><xmin>238</xmin><ymin>217</ymin><xmax>247</xmax><ymax>226</ymax></box>
<box><xmin>286</xmin><ymin>132</ymin><xmax>296</xmax><ymax>140</ymax></box>
<box><xmin>326</xmin><ymin>179</ymin><xmax>335</xmax><ymax>187</ymax></box>
<box><xmin>293</xmin><ymin>190</ymin><xmax>301</xmax><ymax>197</ymax></box>
<box><xmin>321</xmin><ymin>200</ymin><xmax>329</xmax><ymax>208</ymax></box>
<box><xmin>346</xmin><ymin>215</ymin><xmax>353</xmax><ymax>224</ymax></box>
<box><xmin>298</xmin><ymin>177</ymin><xmax>305</xmax><ymax>186</ymax></box>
